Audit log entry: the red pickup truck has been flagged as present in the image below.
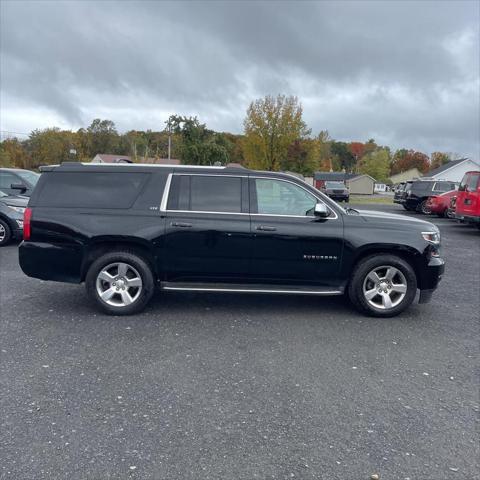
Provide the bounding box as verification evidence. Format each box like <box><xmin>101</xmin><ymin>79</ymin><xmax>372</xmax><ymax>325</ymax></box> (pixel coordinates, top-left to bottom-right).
<box><xmin>456</xmin><ymin>171</ymin><xmax>480</xmax><ymax>228</ymax></box>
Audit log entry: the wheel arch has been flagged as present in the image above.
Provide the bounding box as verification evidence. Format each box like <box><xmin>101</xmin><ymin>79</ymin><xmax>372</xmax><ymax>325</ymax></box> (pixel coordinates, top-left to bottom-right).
<box><xmin>347</xmin><ymin>244</ymin><xmax>423</xmax><ymax>287</ymax></box>
<box><xmin>81</xmin><ymin>237</ymin><xmax>158</xmax><ymax>282</ymax></box>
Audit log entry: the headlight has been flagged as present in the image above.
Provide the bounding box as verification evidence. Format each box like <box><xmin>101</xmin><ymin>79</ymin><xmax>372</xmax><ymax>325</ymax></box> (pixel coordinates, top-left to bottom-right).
<box><xmin>7</xmin><ymin>205</ymin><xmax>25</xmax><ymax>214</ymax></box>
<box><xmin>422</xmin><ymin>231</ymin><xmax>441</xmax><ymax>245</ymax></box>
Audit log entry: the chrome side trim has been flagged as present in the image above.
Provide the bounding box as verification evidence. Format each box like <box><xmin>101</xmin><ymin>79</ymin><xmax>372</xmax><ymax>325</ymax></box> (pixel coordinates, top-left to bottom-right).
<box><xmin>162</xmin><ymin>285</ymin><xmax>343</xmax><ymax>295</ymax></box>
<box><xmin>160</xmin><ymin>173</ymin><xmax>173</xmax><ymax>212</ymax></box>
<box><xmin>165</xmin><ymin>209</ymin><xmax>249</xmax><ymax>216</ymax></box>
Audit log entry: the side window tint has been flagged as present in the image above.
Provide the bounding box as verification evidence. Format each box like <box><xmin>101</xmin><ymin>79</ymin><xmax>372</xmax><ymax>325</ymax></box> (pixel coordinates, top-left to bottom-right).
<box><xmin>190</xmin><ymin>176</ymin><xmax>242</xmax><ymax>213</ymax></box>
<box><xmin>255</xmin><ymin>179</ymin><xmax>317</xmax><ymax>216</ymax></box>
<box><xmin>37</xmin><ymin>172</ymin><xmax>148</xmax><ymax>208</ymax></box>
<box><xmin>169</xmin><ymin>175</ymin><xmax>242</xmax><ymax>213</ymax></box>
<box><xmin>0</xmin><ymin>172</ymin><xmax>18</xmax><ymax>189</ymax></box>
<box><xmin>466</xmin><ymin>174</ymin><xmax>479</xmax><ymax>191</ymax></box>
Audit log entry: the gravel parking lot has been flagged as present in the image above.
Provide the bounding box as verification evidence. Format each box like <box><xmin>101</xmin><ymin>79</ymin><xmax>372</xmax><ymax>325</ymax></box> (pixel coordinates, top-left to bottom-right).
<box><xmin>1</xmin><ymin>205</ymin><xmax>478</xmax><ymax>480</ymax></box>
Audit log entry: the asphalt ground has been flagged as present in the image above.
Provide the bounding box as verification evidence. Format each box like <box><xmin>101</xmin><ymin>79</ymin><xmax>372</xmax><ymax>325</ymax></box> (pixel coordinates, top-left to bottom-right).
<box><xmin>0</xmin><ymin>204</ymin><xmax>478</xmax><ymax>480</ymax></box>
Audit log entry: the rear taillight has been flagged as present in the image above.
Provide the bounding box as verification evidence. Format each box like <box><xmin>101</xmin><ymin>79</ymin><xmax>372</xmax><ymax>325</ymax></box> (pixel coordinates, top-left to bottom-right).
<box><xmin>23</xmin><ymin>207</ymin><xmax>32</xmax><ymax>241</ymax></box>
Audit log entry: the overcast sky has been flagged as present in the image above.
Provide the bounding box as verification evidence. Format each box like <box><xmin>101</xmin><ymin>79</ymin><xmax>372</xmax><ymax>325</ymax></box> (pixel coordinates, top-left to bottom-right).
<box><xmin>1</xmin><ymin>0</ymin><xmax>479</xmax><ymax>157</ymax></box>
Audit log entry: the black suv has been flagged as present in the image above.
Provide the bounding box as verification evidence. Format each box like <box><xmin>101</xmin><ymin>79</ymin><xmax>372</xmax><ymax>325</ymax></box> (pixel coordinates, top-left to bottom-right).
<box><xmin>19</xmin><ymin>163</ymin><xmax>444</xmax><ymax>317</ymax></box>
<box><xmin>394</xmin><ymin>179</ymin><xmax>457</xmax><ymax>213</ymax></box>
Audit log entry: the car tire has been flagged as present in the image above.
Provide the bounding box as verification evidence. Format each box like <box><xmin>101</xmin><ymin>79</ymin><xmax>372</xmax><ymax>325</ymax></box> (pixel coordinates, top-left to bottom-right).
<box><xmin>85</xmin><ymin>251</ymin><xmax>155</xmax><ymax>315</ymax></box>
<box><xmin>0</xmin><ymin>219</ymin><xmax>12</xmax><ymax>247</ymax></box>
<box><xmin>348</xmin><ymin>254</ymin><xmax>417</xmax><ymax>317</ymax></box>
<box><xmin>417</xmin><ymin>200</ymin><xmax>430</xmax><ymax>214</ymax></box>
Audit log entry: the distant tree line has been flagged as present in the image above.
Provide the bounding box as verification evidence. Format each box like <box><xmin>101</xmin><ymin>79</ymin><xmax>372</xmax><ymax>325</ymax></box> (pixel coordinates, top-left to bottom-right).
<box><xmin>0</xmin><ymin>95</ymin><xmax>456</xmax><ymax>182</ymax></box>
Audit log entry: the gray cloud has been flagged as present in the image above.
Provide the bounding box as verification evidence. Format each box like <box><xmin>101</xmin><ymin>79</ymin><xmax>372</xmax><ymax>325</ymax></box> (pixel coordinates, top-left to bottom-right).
<box><xmin>1</xmin><ymin>0</ymin><xmax>479</xmax><ymax>157</ymax></box>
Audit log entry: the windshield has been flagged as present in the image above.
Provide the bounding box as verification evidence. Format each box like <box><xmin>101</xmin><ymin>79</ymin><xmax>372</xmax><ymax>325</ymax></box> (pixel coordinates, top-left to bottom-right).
<box><xmin>325</xmin><ymin>181</ymin><xmax>345</xmax><ymax>188</ymax></box>
<box><xmin>16</xmin><ymin>170</ymin><xmax>40</xmax><ymax>185</ymax></box>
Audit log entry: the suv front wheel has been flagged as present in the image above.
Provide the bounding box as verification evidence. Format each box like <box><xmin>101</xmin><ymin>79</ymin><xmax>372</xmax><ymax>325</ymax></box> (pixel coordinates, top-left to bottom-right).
<box><xmin>86</xmin><ymin>251</ymin><xmax>155</xmax><ymax>315</ymax></box>
<box><xmin>348</xmin><ymin>254</ymin><xmax>417</xmax><ymax>317</ymax></box>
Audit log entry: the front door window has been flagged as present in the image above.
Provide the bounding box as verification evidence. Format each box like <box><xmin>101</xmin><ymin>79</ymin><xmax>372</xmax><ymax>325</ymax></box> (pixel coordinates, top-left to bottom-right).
<box><xmin>254</xmin><ymin>178</ymin><xmax>317</xmax><ymax>216</ymax></box>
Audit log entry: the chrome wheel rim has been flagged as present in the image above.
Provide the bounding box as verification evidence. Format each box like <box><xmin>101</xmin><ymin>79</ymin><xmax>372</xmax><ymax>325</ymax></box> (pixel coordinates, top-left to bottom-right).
<box><xmin>362</xmin><ymin>265</ymin><xmax>407</xmax><ymax>310</ymax></box>
<box><xmin>95</xmin><ymin>262</ymin><xmax>142</xmax><ymax>307</ymax></box>
<box><xmin>0</xmin><ymin>224</ymin><xmax>5</xmax><ymax>242</ymax></box>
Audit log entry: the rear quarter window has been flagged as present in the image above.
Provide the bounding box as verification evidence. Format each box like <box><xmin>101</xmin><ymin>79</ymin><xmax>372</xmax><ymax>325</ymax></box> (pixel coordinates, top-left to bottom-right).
<box><xmin>36</xmin><ymin>172</ymin><xmax>149</xmax><ymax>209</ymax></box>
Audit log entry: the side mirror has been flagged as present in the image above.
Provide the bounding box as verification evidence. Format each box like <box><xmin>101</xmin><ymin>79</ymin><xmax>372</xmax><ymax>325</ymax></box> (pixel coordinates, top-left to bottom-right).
<box><xmin>314</xmin><ymin>202</ymin><xmax>330</xmax><ymax>218</ymax></box>
<box><xmin>11</xmin><ymin>183</ymin><xmax>27</xmax><ymax>192</ymax></box>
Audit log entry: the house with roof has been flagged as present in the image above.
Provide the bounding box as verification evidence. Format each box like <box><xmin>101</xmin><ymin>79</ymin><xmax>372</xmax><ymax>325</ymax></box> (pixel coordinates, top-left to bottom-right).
<box><xmin>422</xmin><ymin>158</ymin><xmax>480</xmax><ymax>183</ymax></box>
<box><xmin>314</xmin><ymin>172</ymin><xmax>376</xmax><ymax>195</ymax></box>
<box><xmin>92</xmin><ymin>154</ymin><xmax>180</xmax><ymax>165</ymax></box>
<box><xmin>389</xmin><ymin>168</ymin><xmax>421</xmax><ymax>185</ymax></box>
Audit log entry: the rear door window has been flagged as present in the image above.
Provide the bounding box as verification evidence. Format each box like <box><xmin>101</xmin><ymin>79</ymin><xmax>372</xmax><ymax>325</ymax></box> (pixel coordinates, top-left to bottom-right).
<box><xmin>37</xmin><ymin>172</ymin><xmax>148</xmax><ymax>208</ymax></box>
<box><xmin>168</xmin><ymin>175</ymin><xmax>243</xmax><ymax>213</ymax></box>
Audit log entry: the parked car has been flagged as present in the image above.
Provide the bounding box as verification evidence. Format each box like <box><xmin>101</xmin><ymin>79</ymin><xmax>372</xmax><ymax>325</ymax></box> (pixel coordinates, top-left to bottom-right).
<box><xmin>424</xmin><ymin>190</ymin><xmax>458</xmax><ymax>217</ymax></box>
<box><xmin>19</xmin><ymin>162</ymin><xmax>444</xmax><ymax>318</ymax></box>
<box><xmin>394</xmin><ymin>179</ymin><xmax>457</xmax><ymax>213</ymax></box>
<box><xmin>319</xmin><ymin>181</ymin><xmax>350</xmax><ymax>202</ymax></box>
<box><xmin>455</xmin><ymin>171</ymin><xmax>480</xmax><ymax>228</ymax></box>
<box><xmin>0</xmin><ymin>189</ymin><xmax>28</xmax><ymax>246</ymax></box>
<box><xmin>0</xmin><ymin>168</ymin><xmax>40</xmax><ymax>197</ymax></box>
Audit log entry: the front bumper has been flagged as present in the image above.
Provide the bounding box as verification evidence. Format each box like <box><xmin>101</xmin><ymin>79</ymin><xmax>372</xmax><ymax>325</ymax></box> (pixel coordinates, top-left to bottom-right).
<box><xmin>456</xmin><ymin>214</ymin><xmax>480</xmax><ymax>224</ymax></box>
<box><xmin>417</xmin><ymin>256</ymin><xmax>445</xmax><ymax>302</ymax></box>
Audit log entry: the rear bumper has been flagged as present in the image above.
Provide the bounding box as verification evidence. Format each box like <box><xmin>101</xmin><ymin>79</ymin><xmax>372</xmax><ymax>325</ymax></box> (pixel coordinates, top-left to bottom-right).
<box><xmin>19</xmin><ymin>241</ymin><xmax>83</xmax><ymax>283</ymax></box>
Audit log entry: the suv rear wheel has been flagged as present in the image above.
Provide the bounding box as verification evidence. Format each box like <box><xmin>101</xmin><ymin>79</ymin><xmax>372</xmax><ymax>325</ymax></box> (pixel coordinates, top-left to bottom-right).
<box><xmin>86</xmin><ymin>251</ymin><xmax>155</xmax><ymax>315</ymax></box>
<box><xmin>348</xmin><ymin>254</ymin><xmax>417</xmax><ymax>317</ymax></box>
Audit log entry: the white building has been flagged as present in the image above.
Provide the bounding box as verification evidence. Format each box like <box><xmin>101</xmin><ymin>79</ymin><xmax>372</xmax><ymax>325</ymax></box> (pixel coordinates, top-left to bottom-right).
<box><xmin>424</xmin><ymin>158</ymin><xmax>480</xmax><ymax>183</ymax></box>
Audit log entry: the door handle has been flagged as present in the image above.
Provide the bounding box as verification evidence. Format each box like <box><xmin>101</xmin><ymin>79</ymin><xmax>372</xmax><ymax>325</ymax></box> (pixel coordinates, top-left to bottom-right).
<box><xmin>171</xmin><ymin>222</ymin><xmax>192</xmax><ymax>228</ymax></box>
<box><xmin>256</xmin><ymin>225</ymin><xmax>277</xmax><ymax>231</ymax></box>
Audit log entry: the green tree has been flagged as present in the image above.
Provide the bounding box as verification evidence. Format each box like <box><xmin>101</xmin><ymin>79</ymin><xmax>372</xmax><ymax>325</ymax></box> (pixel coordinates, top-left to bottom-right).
<box><xmin>282</xmin><ymin>139</ymin><xmax>318</xmax><ymax>176</ymax></box>
<box><xmin>358</xmin><ymin>148</ymin><xmax>391</xmax><ymax>182</ymax></box>
<box><xmin>168</xmin><ymin>115</ymin><xmax>229</xmax><ymax>165</ymax></box>
<box><xmin>243</xmin><ymin>94</ymin><xmax>310</xmax><ymax>171</ymax></box>
<box><xmin>85</xmin><ymin>119</ymin><xmax>120</xmax><ymax>157</ymax></box>
<box><xmin>330</xmin><ymin>141</ymin><xmax>355</xmax><ymax>172</ymax></box>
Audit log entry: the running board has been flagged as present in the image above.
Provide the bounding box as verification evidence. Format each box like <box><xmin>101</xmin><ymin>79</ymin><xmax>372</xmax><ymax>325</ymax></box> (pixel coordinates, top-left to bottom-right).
<box><xmin>160</xmin><ymin>282</ymin><xmax>343</xmax><ymax>296</ymax></box>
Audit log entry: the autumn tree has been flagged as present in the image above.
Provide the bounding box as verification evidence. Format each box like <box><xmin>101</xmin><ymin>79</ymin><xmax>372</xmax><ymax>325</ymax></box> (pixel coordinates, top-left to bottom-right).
<box><xmin>0</xmin><ymin>138</ymin><xmax>30</xmax><ymax>168</ymax></box>
<box><xmin>358</xmin><ymin>148</ymin><xmax>391</xmax><ymax>182</ymax></box>
<box><xmin>391</xmin><ymin>149</ymin><xmax>430</xmax><ymax>174</ymax></box>
<box><xmin>26</xmin><ymin>128</ymin><xmax>80</xmax><ymax>167</ymax></box>
<box><xmin>243</xmin><ymin>94</ymin><xmax>310</xmax><ymax>171</ymax></box>
<box><xmin>349</xmin><ymin>142</ymin><xmax>365</xmax><ymax>161</ymax></box>
<box><xmin>430</xmin><ymin>152</ymin><xmax>451</xmax><ymax>169</ymax></box>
